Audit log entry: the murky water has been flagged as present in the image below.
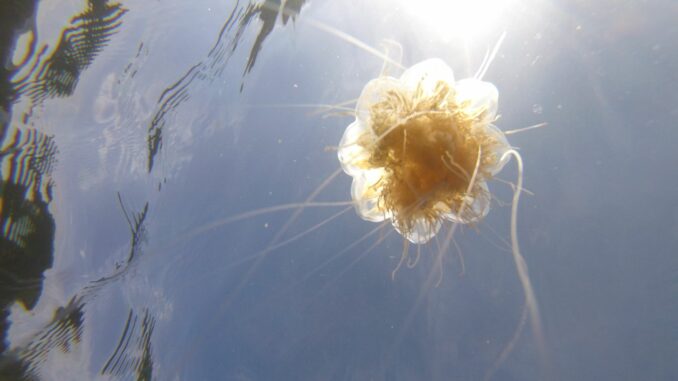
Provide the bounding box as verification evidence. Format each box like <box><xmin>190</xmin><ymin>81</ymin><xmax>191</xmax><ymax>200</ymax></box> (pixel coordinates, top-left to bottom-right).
<box><xmin>1</xmin><ymin>1</ymin><xmax>677</xmax><ymax>380</ymax></box>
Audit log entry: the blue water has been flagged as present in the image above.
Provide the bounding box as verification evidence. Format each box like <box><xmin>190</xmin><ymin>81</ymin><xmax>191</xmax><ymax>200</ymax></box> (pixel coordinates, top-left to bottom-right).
<box><xmin>1</xmin><ymin>1</ymin><xmax>676</xmax><ymax>380</ymax></box>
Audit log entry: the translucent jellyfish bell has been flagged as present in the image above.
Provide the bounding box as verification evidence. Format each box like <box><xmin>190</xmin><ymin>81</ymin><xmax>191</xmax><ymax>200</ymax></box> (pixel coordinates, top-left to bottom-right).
<box><xmin>337</xmin><ymin>58</ymin><xmax>511</xmax><ymax>244</ymax></box>
<box><xmin>400</xmin><ymin>58</ymin><xmax>456</xmax><ymax>94</ymax></box>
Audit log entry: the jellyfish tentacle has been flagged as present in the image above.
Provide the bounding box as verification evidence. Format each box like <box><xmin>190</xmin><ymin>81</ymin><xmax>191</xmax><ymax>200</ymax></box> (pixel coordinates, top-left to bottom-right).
<box><xmin>161</xmin><ymin>203</ymin><xmax>356</xmax><ymax>294</ymax></box>
<box><xmin>451</xmin><ymin>234</ymin><xmax>466</xmax><ymax>276</ymax></box>
<box><xmin>475</xmin><ymin>31</ymin><xmax>506</xmax><ymax>80</ymax></box>
<box><xmin>494</xmin><ymin>177</ymin><xmax>535</xmax><ymax>196</ymax></box>
<box><xmin>407</xmin><ymin>244</ymin><xmax>422</xmax><ymax>268</ymax></box>
<box><xmin>484</xmin><ymin>302</ymin><xmax>529</xmax><ymax>381</ymax></box>
<box><xmin>305</xmin><ymin>220</ymin><xmax>390</xmax><ymax>282</ymax></box>
<box><xmin>268</xmin><ymin>167</ymin><xmax>344</xmax><ymax>248</ymax></box>
<box><xmin>233</xmin><ymin>223</ymin><xmax>394</xmax><ymax>328</ymax></box>
<box><xmin>244</xmin><ymin>220</ymin><xmax>392</xmax><ymax>314</ymax></box>
<box><xmin>391</xmin><ymin>239</ymin><xmax>410</xmax><ymax>281</ymax></box>
<box><xmin>501</xmin><ymin>148</ymin><xmax>549</xmax><ymax>372</ymax></box>
<box><xmin>245</xmin><ymin>98</ymin><xmax>360</xmax><ymax>118</ymax></box>
<box><xmin>175</xmin><ymin>199</ymin><xmax>354</xmax><ymax>244</ymax></box>
<box><xmin>475</xmin><ymin>45</ymin><xmax>492</xmax><ymax>81</ymax></box>
<box><xmin>504</xmin><ymin>122</ymin><xmax>548</xmax><ymax>136</ymax></box>
<box><xmin>434</xmin><ymin>145</ymin><xmax>482</xmax><ymax>286</ymax></box>
<box><xmin>306</xmin><ymin>18</ymin><xmax>405</xmax><ymax>71</ymax></box>
<box><xmin>372</xmin><ymin>109</ymin><xmax>451</xmax><ymax>146</ymax></box>
<box><xmin>229</xmin><ymin>168</ymin><xmax>353</xmax><ymax>314</ymax></box>
<box><xmin>168</xmin><ymin>207</ymin><xmax>351</xmax><ymax>291</ymax></box>
<box><xmin>314</xmin><ymin>222</ymin><xmax>393</xmax><ymax>298</ymax></box>
<box><xmin>257</xmin><ymin>0</ymin><xmax>403</xmax><ymax>70</ymax></box>
<box><xmin>309</xmin><ymin>98</ymin><xmax>359</xmax><ymax>117</ymax></box>
<box><xmin>254</xmin><ymin>206</ymin><xmax>353</xmax><ymax>260</ymax></box>
<box><xmin>442</xmin><ymin>151</ymin><xmax>471</xmax><ymax>183</ymax></box>
<box><xmin>379</xmin><ymin>39</ymin><xmax>404</xmax><ymax>77</ymax></box>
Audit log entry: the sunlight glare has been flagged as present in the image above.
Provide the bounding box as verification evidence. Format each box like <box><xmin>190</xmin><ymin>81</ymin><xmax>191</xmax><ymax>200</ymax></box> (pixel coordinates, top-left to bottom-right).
<box><xmin>398</xmin><ymin>0</ymin><xmax>514</xmax><ymax>42</ymax></box>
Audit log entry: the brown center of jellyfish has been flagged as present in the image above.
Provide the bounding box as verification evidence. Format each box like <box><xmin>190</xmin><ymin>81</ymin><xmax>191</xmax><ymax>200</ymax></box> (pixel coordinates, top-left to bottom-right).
<box><xmin>363</xmin><ymin>81</ymin><xmax>501</xmax><ymax>236</ymax></box>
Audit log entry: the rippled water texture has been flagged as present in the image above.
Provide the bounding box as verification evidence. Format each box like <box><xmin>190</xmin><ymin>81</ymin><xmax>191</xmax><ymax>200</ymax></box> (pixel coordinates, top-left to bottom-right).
<box><xmin>1</xmin><ymin>1</ymin><xmax>677</xmax><ymax>380</ymax></box>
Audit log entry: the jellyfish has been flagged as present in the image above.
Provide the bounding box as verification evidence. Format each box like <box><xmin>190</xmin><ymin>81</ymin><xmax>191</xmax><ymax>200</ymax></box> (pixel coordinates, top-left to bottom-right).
<box><xmin>170</xmin><ymin>28</ymin><xmax>547</xmax><ymax>378</ymax></box>
<box><xmin>333</xmin><ymin>53</ymin><xmax>546</xmax><ymax>375</ymax></box>
<box><xmin>338</xmin><ymin>58</ymin><xmax>508</xmax><ymax>245</ymax></box>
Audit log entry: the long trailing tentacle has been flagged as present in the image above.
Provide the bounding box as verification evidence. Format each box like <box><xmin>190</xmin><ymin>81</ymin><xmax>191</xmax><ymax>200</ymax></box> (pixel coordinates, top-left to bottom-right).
<box><xmin>484</xmin><ymin>302</ymin><xmax>529</xmax><ymax>381</ymax></box>
<box><xmin>504</xmin><ymin>122</ymin><xmax>548</xmax><ymax>136</ymax></box>
<box><xmin>475</xmin><ymin>31</ymin><xmax>506</xmax><ymax>80</ymax></box>
<box><xmin>499</xmin><ymin>148</ymin><xmax>549</xmax><ymax>375</ymax></box>
<box><xmin>379</xmin><ymin>39</ymin><xmax>404</xmax><ymax>77</ymax></box>
<box><xmin>306</xmin><ymin>19</ymin><xmax>406</xmax><ymax>71</ymax></box>
<box><xmin>391</xmin><ymin>239</ymin><xmax>411</xmax><ymax>280</ymax></box>
<box><xmin>167</xmin><ymin>199</ymin><xmax>354</xmax><ymax>250</ymax></box>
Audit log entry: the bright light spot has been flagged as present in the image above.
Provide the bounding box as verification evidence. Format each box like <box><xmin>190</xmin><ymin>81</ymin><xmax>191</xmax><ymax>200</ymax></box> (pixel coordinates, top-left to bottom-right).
<box><xmin>398</xmin><ymin>0</ymin><xmax>514</xmax><ymax>42</ymax></box>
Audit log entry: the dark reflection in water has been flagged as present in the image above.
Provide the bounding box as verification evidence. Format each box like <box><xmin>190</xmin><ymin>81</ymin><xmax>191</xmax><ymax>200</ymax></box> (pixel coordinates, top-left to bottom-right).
<box><xmin>101</xmin><ymin>308</ymin><xmax>155</xmax><ymax>381</ymax></box>
<box><xmin>0</xmin><ymin>296</ymin><xmax>84</xmax><ymax>380</ymax></box>
<box><xmin>0</xmin><ymin>196</ymin><xmax>149</xmax><ymax>379</ymax></box>
<box><xmin>147</xmin><ymin>0</ymin><xmax>308</xmax><ymax>172</ymax></box>
<box><xmin>81</xmin><ymin>196</ymin><xmax>149</xmax><ymax>294</ymax></box>
<box><xmin>243</xmin><ymin>0</ymin><xmax>306</xmax><ymax>75</ymax></box>
<box><xmin>0</xmin><ymin>1</ymin><xmax>38</xmax><ymax>126</ymax></box>
<box><xmin>1</xmin><ymin>0</ymin><xmax>309</xmax><ymax>378</ymax></box>
<box><xmin>0</xmin><ymin>129</ymin><xmax>57</xmax><ymax>352</ymax></box>
<box><xmin>0</xmin><ymin>1</ymin><xmax>132</xmax><ymax>377</ymax></box>
<box><xmin>14</xmin><ymin>1</ymin><xmax>126</xmax><ymax>110</ymax></box>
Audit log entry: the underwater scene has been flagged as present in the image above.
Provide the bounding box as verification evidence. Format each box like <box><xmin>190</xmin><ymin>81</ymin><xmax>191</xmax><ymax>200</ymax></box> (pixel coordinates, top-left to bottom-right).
<box><xmin>0</xmin><ymin>0</ymin><xmax>676</xmax><ymax>380</ymax></box>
